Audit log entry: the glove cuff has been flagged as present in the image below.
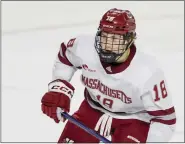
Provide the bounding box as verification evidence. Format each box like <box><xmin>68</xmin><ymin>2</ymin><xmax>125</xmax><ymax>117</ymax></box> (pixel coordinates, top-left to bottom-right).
<box><xmin>48</xmin><ymin>79</ymin><xmax>74</xmax><ymax>99</ymax></box>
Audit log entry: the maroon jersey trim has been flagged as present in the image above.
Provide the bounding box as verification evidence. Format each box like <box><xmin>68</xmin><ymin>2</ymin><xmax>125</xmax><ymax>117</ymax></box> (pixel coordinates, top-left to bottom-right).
<box><xmin>151</xmin><ymin>118</ymin><xmax>176</xmax><ymax>125</ymax></box>
<box><xmin>147</xmin><ymin>107</ymin><xmax>175</xmax><ymax>116</ymax></box>
<box><xmin>58</xmin><ymin>43</ymin><xmax>82</xmax><ymax>69</ymax></box>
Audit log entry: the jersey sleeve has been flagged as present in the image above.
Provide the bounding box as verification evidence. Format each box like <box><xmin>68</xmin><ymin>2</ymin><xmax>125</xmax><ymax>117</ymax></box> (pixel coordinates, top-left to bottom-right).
<box><xmin>142</xmin><ymin>69</ymin><xmax>176</xmax><ymax>125</ymax></box>
<box><xmin>52</xmin><ymin>38</ymin><xmax>82</xmax><ymax>82</ymax></box>
<box><xmin>141</xmin><ymin>68</ymin><xmax>176</xmax><ymax>142</ymax></box>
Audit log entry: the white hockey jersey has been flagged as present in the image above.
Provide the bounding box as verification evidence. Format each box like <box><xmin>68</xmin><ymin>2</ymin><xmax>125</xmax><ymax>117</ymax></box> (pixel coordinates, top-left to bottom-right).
<box><xmin>52</xmin><ymin>34</ymin><xmax>176</xmax><ymax>142</ymax></box>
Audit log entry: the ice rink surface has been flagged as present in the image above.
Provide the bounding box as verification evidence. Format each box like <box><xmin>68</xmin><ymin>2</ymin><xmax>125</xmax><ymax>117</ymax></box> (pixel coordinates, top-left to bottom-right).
<box><xmin>2</xmin><ymin>1</ymin><xmax>184</xmax><ymax>143</ymax></box>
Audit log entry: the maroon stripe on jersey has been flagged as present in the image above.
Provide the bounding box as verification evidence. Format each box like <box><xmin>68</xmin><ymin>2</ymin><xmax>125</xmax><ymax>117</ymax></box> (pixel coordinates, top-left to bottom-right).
<box><xmin>61</xmin><ymin>43</ymin><xmax>68</xmax><ymax>59</ymax></box>
<box><xmin>147</xmin><ymin>107</ymin><xmax>175</xmax><ymax>116</ymax></box>
<box><xmin>58</xmin><ymin>42</ymin><xmax>74</xmax><ymax>66</ymax></box>
<box><xmin>151</xmin><ymin>118</ymin><xmax>176</xmax><ymax>125</ymax></box>
<box><xmin>58</xmin><ymin>43</ymin><xmax>82</xmax><ymax>69</ymax></box>
<box><xmin>58</xmin><ymin>52</ymin><xmax>73</xmax><ymax>66</ymax></box>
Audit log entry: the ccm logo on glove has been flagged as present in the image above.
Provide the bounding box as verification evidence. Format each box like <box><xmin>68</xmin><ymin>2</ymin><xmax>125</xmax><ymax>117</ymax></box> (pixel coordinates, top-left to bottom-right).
<box><xmin>48</xmin><ymin>80</ymin><xmax>74</xmax><ymax>99</ymax></box>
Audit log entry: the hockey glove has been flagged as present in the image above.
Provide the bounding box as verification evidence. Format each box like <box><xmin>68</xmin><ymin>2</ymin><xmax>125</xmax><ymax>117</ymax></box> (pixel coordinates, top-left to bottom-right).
<box><xmin>41</xmin><ymin>79</ymin><xmax>74</xmax><ymax>123</ymax></box>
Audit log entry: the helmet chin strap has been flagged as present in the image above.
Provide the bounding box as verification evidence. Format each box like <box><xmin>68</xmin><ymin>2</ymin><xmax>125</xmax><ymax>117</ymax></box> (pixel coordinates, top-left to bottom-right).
<box><xmin>115</xmin><ymin>48</ymin><xmax>130</xmax><ymax>63</ymax></box>
<box><xmin>115</xmin><ymin>39</ymin><xmax>135</xmax><ymax>63</ymax></box>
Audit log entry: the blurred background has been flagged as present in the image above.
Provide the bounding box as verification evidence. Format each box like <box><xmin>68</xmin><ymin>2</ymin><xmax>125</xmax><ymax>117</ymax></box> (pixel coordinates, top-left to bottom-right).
<box><xmin>2</xmin><ymin>1</ymin><xmax>184</xmax><ymax>142</ymax></box>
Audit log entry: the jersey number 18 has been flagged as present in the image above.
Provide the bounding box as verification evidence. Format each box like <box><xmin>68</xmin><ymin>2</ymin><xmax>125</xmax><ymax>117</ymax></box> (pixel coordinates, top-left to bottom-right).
<box><xmin>153</xmin><ymin>80</ymin><xmax>168</xmax><ymax>101</ymax></box>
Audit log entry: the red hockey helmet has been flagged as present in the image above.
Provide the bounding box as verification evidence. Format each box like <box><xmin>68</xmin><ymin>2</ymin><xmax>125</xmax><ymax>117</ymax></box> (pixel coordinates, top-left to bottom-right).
<box><xmin>95</xmin><ymin>8</ymin><xmax>136</xmax><ymax>63</ymax></box>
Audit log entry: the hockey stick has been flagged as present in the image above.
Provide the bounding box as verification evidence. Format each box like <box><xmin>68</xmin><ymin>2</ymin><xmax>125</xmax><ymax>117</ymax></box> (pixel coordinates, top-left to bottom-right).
<box><xmin>61</xmin><ymin>112</ymin><xmax>111</xmax><ymax>143</ymax></box>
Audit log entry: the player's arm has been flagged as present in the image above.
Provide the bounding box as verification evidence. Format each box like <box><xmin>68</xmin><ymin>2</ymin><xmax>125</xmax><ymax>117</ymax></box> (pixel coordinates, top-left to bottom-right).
<box><xmin>141</xmin><ymin>69</ymin><xmax>176</xmax><ymax>142</ymax></box>
<box><xmin>52</xmin><ymin>38</ymin><xmax>81</xmax><ymax>81</ymax></box>
<box><xmin>41</xmin><ymin>38</ymin><xmax>81</xmax><ymax>123</ymax></box>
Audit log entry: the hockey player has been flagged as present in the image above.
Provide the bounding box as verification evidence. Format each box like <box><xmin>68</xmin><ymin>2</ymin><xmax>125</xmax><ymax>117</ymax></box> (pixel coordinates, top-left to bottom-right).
<box><xmin>41</xmin><ymin>8</ymin><xmax>176</xmax><ymax>143</ymax></box>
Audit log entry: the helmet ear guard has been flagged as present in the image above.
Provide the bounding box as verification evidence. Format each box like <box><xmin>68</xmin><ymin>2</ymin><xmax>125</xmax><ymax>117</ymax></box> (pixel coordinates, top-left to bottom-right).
<box><xmin>95</xmin><ymin>8</ymin><xmax>136</xmax><ymax>63</ymax></box>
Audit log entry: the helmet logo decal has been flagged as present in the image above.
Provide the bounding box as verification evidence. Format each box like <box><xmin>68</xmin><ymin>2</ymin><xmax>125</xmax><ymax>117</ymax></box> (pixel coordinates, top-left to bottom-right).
<box><xmin>106</xmin><ymin>16</ymin><xmax>115</xmax><ymax>22</ymax></box>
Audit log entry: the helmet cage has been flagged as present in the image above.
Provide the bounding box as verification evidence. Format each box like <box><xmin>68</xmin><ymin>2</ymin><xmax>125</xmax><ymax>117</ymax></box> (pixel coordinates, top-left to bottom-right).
<box><xmin>95</xmin><ymin>29</ymin><xmax>135</xmax><ymax>63</ymax></box>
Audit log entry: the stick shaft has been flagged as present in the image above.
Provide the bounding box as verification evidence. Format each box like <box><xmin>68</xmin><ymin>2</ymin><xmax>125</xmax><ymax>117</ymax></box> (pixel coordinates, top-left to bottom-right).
<box><xmin>61</xmin><ymin>112</ymin><xmax>111</xmax><ymax>143</ymax></box>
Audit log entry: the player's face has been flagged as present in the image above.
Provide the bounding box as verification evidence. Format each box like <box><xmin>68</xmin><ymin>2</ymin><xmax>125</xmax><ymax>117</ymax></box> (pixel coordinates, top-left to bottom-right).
<box><xmin>100</xmin><ymin>32</ymin><xmax>130</xmax><ymax>54</ymax></box>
